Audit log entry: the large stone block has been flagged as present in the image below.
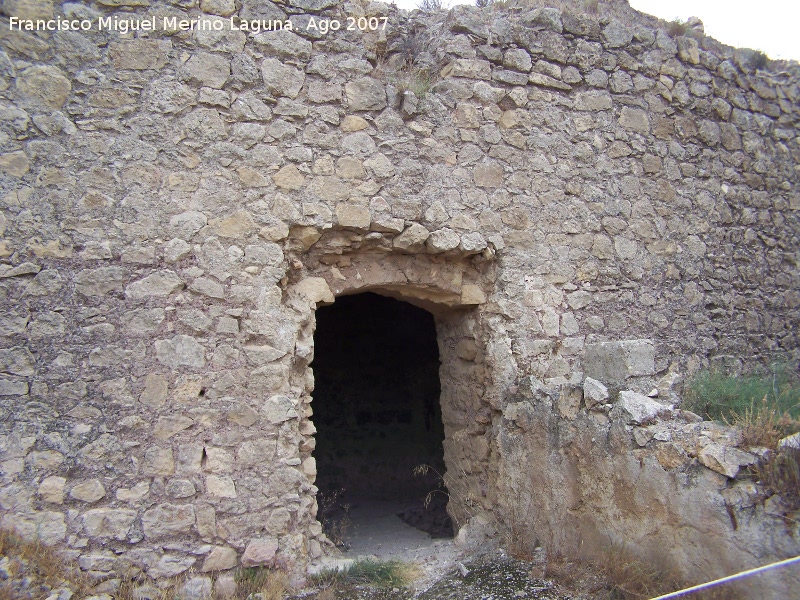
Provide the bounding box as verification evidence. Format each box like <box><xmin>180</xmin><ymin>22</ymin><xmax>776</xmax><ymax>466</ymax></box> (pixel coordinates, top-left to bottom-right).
<box><xmin>0</xmin><ymin>346</ymin><xmax>35</xmax><ymax>376</ymax></box>
<box><xmin>109</xmin><ymin>40</ymin><xmax>171</xmax><ymax>70</ymax></box>
<box><xmin>241</xmin><ymin>538</ymin><xmax>279</xmax><ymax>567</ymax></box>
<box><xmin>142</xmin><ymin>503</ymin><xmax>196</xmax><ymax>539</ymax></box>
<box><xmin>583</xmin><ymin>339</ymin><xmax>655</xmax><ymax>386</ymax></box>
<box><xmin>184</xmin><ymin>52</ymin><xmax>230</xmax><ymax>89</ymax></box>
<box><xmin>74</xmin><ymin>267</ymin><xmax>124</xmax><ymax>296</ymax></box>
<box><xmin>262</xmin><ymin>58</ymin><xmax>305</xmax><ymax>98</ymax></box>
<box><xmin>345</xmin><ymin>77</ymin><xmax>387</xmax><ymax>111</ymax></box>
<box><xmin>16</xmin><ymin>65</ymin><xmax>70</xmax><ymax>108</ymax></box>
<box><xmin>201</xmin><ymin>546</ymin><xmax>238</xmax><ymax>572</ymax></box>
<box><xmin>82</xmin><ymin>508</ymin><xmax>136</xmax><ymax>541</ymax></box>
<box><xmin>155</xmin><ymin>335</ymin><xmax>206</xmax><ymax>369</ymax></box>
<box><xmin>613</xmin><ymin>391</ymin><xmax>671</xmax><ymax>425</ymax></box>
<box><xmin>126</xmin><ymin>271</ymin><xmax>184</xmax><ymax>300</ymax></box>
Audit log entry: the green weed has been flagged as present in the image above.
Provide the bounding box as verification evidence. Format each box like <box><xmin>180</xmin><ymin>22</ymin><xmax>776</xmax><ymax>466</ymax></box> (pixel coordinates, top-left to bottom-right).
<box><xmin>683</xmin><ymin>364</ymin><xmax>800</xmax><ymax>427</ymax></box>
<box><xmin>311</xmin><ymin>559</ymin><xmax>418</xmax><ymax>589</ymax></box>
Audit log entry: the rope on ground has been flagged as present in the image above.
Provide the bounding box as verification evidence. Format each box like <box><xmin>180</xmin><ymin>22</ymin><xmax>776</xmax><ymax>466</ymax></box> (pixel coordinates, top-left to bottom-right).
<box><xmin>649</xmin><ymin>555</ymin><xmax>800</xmax><ymax>600</ymax></box>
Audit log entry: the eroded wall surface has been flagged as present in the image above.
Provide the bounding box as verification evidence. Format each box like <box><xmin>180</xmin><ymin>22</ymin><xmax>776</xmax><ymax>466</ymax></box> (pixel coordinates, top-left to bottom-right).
<box><xmin>0</xmin><ymin>0</ymin><xmax>798</xmax><ymax>593</ymax></box>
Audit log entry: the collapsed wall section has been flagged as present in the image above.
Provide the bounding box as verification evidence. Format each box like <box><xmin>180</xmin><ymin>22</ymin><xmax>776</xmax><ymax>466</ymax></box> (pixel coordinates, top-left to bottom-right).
<box><xmin>0</xmin><ymin>0</ymin><xmax>798</xmax><ymax>593</ymax></box>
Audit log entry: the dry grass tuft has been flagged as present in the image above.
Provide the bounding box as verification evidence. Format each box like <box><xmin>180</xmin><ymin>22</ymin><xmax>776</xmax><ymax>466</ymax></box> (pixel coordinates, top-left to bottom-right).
<box><xmin>0</xmin><ymin>529</ymin><xmax>92</xmax><ymax>600</ymax></box>
<box><xmin>666</xmin><ymin>18</ymin><xmax>690</xmax><ymax>38</ymax></box>
<box><xmin>235</xmin><ymin>567</ymin><xmax>289</xmax><ymax>600</ymax></box>
<box><xmin>545</xmin><ymin>546</ymin><xmax>733</xmax><ymax>600</ymax></box>
<box><xmin>752</xmin><ymin>446</ymin><xmax>800</xmax><ymax>512</ymax></box>
<box><xmin>733</xmin><ymin>396</ymin><xmax>799</xmax><ymax>449</ymax></box>
<box><xmin>316</xmin><ymin>487</ymin><xmax>353</xmax><ymax>547</ymax></box>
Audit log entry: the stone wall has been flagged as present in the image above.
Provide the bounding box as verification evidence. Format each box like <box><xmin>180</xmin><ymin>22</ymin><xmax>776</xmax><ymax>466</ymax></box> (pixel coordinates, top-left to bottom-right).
<box><xmin>0</xmin><ymin>0</ymin><xmax>798</xmax><ymax>595</ymax></box>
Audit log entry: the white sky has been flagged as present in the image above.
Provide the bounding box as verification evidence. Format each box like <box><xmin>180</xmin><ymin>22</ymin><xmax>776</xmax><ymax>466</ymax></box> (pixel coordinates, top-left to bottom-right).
<box><xmin>389</xmin><ymin>0</ymin><xmax>800</xmax><ymax>61</ymax></box>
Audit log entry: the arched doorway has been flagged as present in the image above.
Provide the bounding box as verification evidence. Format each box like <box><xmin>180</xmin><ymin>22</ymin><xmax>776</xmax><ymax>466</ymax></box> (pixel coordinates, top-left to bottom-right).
<box><xmin>311</xmin><ymin>292</ymin><xmax>453</xmax><ymax>545</ymax></box>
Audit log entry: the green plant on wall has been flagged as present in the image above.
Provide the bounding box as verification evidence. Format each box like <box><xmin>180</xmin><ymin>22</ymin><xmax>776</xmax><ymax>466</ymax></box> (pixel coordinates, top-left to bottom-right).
<box><xmin>684</xmin><ymin>364</ymin><xmax>800</xmax><ymax>428</ymax></box>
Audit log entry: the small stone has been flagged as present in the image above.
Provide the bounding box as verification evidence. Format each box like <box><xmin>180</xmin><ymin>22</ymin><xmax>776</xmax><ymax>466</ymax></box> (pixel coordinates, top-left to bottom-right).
<box><xmin>503</xmin><ymin>49</ymin><xmax>532</xmax><ymax>72</ymax></box>
<box><xmin>364</xmin><ymin>154</ymin><xmax>395</xmax><ymax>179</ymax></box>
<box><xmin>170</xmin><ymin>211</ymin><xmax>208</xmax><ymax>240</ymax></box>
<box><xmin>154</xmin><ymin>416</ymin><xmax>194</xmax><ymax>441</ymax></box>
<box><xmin>426</xmin><ymin>228</ymin><xmax>460</xmax><ymax>253</ymax></box>
<box><xmin>442</xmin><ymin>59</ymin><xmax>492</xmax><ymax>80</ymax></box>
<box><xmin>262</xmin><ymin>58</ymin><xmax>305</xmax><ymax>99</ymax></box>
<box><xmin>522</xmin><ymin>7</ymin><xmax>563</xmax><ymax>32</ymax></box>
<box><xmin>200</xmin><ymin>0</ymin><xmax>236</xmax><ymax>16</ymax></box>
<box><xmin>677</xmin><ymin>36</ymin><xmax>700</xmax><ymax>65</ymax></box>
<box><xmin>126</xmin><ymin>271</ymin><xmax>184</xmax><ymax>300</ymax></box>
<box><xmin>584</xmin><ymin>339</ymin><xmax>655</xmax><ymax>385</ymax></box>
<box><xmin>236</xmin><ymin>167</ymin><xmax>269</xmax><ymax>188</ymax></box>
<box><xmin>189</xmin><ymin>277</ymin><xmax>224</xmax><ymax>299</ymax></box>
<box><xmin>149</xmin><ymin>555</ymin><xmax>196</xmax><ymax>579</ymax></box>
<box><xmin>82</xmin><ymin>508</ymin><xmax>136</xmax><ymax>541</ymax></box>
<box><xmin>0</xmin><ymin>262</ymin><xmax>39</xmax><ymax>278</ymax></box>
<box><xmin>139</xmin><ymin>374</ymin><xmax>168</xmax><ymax>408</ymax></box>
<box><xmin>109</xmin><ymin>39</ymin><xmax>170</xmax><ymax>70</ymax></box>
<box><xmin>393</xmin><ymin>223</ymin><xmax>430</xmax><ymax>252</ymax></box>
<box><xmin>142</xmin><ymin>446</ymin><xmax>175</xmax><ymax>476</ymax></box>
<box><xmin>241</xmin><ymin>539</ymin><xmax>279</xmax><ymax>568</ymax></box>
<box><xmin>216</xmin><ymin>317</ymin><xmax>239</xmax><ymax>334</ymax></box>
<box><xmin>574</xmin><ymin>91</ymin><xmax>612</xmax><ymax>111</ymax></box>
<box><xmin>0</xmin><ymin>378</ymin><xmax>28</xmax><ymax>396</ymax></box>
<box><xmin>473</xmin><ymin>161</ymin><xmax>504</xmax><ymax>187</ymax></box>
<box><xmin>262</xmin><ymin>395</ymin><xmax>298</xmax><ymax>424</ymax></box>
<box><xmin>461</xmin><ymin>285</ymin><xmax>486</xmax><ymax>305</ymax></box>
<box><xmin>528</xmin><ymin>72</ymin><xmax>571</xmax><ymax>91</ymax></box>
<box><xmin>633</xmin><ymin>427</ymin><xmax>654</xmax><ymax>447</ymax></box>
<box><xmin>602</xmin><ymin>20</ymin><xmax>633</xmax><ymax>48</ymax></box>
<box><xmin>166</xmin><ymin>478</ymin><xmax>196</xmax><ymax>499</ymax></box>
<box><xmin>116</xmin><ymin>481</ymin><xmax>150</xmax><ymax>503</ymax></box>
<box><xmin>341</xmin><ymin>115</ymin><xmax>369</xmax><ymax>132</ymax></box>
<box><xmin>460</xmin><ymin>232</ymin><xmax>487</xmax><ymax>254</ymax></box>
<box><xmin>583</xmin><ymin>377</ymin><xmax>609</xmax><ymax>410</ymax></box>
<box><xmin>448</xmin><ymin>4</ymin><xmax>489</xmax><ymax>38</ymax></box>
<box><xmin>227</xmin><ymin>403</ymin><xmax>259</xmax><ymax>426</ymax></box>
<box><xmin>260</xmin><ymin>222</ymin><xmax>289</xmax><ymax>242</ymax></box>
<box><xmin>619</xmin><ymin>107</ymin><xmax>650</xmax><ymax>134</ymax></box>
<box><xmin>778</xmin><ymin>432</ymin><xmax>800</xmax><ymax>450</ymax></box>
<box><xmin>254</xmin><ymin>29</ymin><xmax>313</xmax><ymax>61</ymax></box>
<box><xmin>206</xmin><ymin>475</ymin><xmax>237</xmax><ymax>498</ymax></box>
<box><xmin>70</xmin><ymin>480</ymin><xmax>106</xmax><ymax>503</ymax></box>
<box><xmin>0</xmin><ymin>151</ymin><xmax>30</xmax><ymax>176</ymax></box>
<box><xmin>0</xmin><ymin>346</ymin><xmax>35</xmax><ymax>376</ymax></box>
<box><xmin>345</xmin><ymin>77</ymin><xmax>387</xmax><ymax>111</ymax></box>
<box><xmin>614</xmin><ymin>391</ymin><xmax>671</xmax><ymax>425</ymax></box>
<box><xmin>142</xmin><ymin>503</ymin><xmax>196</xmax><ymax>539</ymax></box>
<box><xmin>180</xmin><ymin>576</ymin><xmax>213</xmax><ymax>600</ymax></box>
<box><xmin>184</xmin><ymin>52</ymin><xmax>230</xmax><ymax>89</ymax></box>
<box><xmin>155</xmin><ymin>335</ymin><xmax>206</xmax><ymax>369</ymax></box>
<box><xmin>699</xmin><ymin>444</ymin><xmax>756</xmax><ymax>479</ymax></box>
<box><xmin>336</xmin><ymin>204</ymin><xmax>370</xmax><ymax>229</ymax></box>
<box><xmin>17</xmin><ymin>65</ymin><xmax>71</xmax><ymax>108</ymax></box>
<box><xmin>273</xmin><ymin>164</ymin><xmax>305</xmax><ymax>190</ymax></box>
<box><xmin>210</xmin><ymin>210</ymin><xmax>257</xmax><ymax>238</ymax></box>
<box><xmin>74</xmin><ymin>268</ymin><xmax>124</xmax><ymax>296</ymax></box>
<box><xmin>38</xmin><ymin>476</ymin><xmax>66</xmax><ymax>504</ymax></box>
<box><xmin>293</xmin><ymin>277</ymin><xmax>334</xmax><ymax>305</ymax></box>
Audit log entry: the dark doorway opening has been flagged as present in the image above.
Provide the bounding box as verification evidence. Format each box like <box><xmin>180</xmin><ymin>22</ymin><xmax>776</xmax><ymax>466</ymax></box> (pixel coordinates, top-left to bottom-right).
<box><xmin>312</xmin><ymin>292</ymin><xmax>453</xmax><ymax>541</ymax></box>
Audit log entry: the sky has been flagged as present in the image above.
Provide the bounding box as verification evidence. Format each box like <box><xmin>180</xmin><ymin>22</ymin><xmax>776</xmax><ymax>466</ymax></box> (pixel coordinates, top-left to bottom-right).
<box><xmin>389</xmin><ymin>0</ymin><xmax>800</xmax><ymax>61</ymax></box>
